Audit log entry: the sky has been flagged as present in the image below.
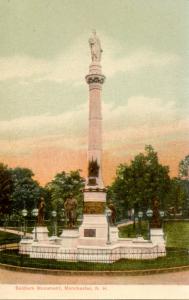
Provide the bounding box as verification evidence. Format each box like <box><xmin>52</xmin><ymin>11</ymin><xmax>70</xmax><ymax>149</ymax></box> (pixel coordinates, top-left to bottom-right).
<box><xmin>0</xmin><ymin>0</ymin><xmax>189</xmax><ymax>185</ymax></box>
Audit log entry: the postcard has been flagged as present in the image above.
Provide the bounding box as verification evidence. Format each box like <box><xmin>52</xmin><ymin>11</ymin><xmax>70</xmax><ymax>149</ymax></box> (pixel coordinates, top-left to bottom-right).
<box><xmin>0</xmin><ymin>0</ymin><xmax>189</xmax><ymax>299</ymax></box>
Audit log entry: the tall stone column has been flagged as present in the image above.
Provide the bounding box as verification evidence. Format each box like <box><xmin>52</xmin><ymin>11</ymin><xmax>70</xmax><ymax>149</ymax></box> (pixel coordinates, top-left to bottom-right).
<box><xmin>79</xmin><ymin>31</ymin><xmax>108</xmax><ymax>246</ymax></box>
<box><xmin>85</xmin><ymin>62</ymin><xmax>105</xmax><ymax>188</ymax></box>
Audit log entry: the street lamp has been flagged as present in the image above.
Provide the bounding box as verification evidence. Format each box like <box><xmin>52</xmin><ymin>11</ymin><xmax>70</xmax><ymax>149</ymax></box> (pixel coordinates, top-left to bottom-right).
<box><xmin>77</xmin><ymin>214</ymin><xmax>83</xmax><ymax>226</ymax></box>
<box><xmin>185</xmin><ymin>197</ymin><xmax>189</xmax><ymax>218</ymax></box>
<box><xmin>135</xmin><ymin>216</ymin><xmax>139</xmax><ymax>237</ymax></box>
<box><xmin>61</xmin><ymin>208</ymin><xmax>65</xmax><ymax>229</ymax></box>
<box><xmin>106</xmin><ymin>208</ymin><xmax>112</xmax><ymax>245</ymax></box>
<box><xmin>159</xmin><ymin>210</ymin><xmax>165</xmax><ymax>218</ymax></box>
<box><xmin>138</xmin><ymin>211</ymin><xmax>143</xmax><ymax>237</ymax></box>
<box><xmin>21</xmin><ymin>209</ymin><xmax>28</xmax><ymax>238</ymax></box>
<box><xmin>32</xmin><ymin>208</ymin><xmax>38</xmax><ymax>242</ymax></box>
<box><xmin>146</xmin><ymin>208</ymin><xmax>153</xmax><ymax>240</ymax></box>
<box><xmin>52</xmin><ymin>210</ymin><xmax>57</xmax><ymax>236</ymax></box>
<box><xmin>159</xmin><ymin>210</ymin><xmax>165</xmax><ymax>227</ymax></box>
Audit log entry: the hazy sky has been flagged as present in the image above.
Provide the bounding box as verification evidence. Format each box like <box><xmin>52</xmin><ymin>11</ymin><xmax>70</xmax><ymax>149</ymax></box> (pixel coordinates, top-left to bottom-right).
<box><xmin>0</xmin><ymin>0</ymin><xmax>188</xmax><ymax>185</ymax></box>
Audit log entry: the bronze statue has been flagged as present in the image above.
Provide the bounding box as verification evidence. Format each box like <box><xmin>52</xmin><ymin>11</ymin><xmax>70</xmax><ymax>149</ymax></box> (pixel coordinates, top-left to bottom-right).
<box><xmin>37</xmin><ymin>197</ymin><xmax>45</xmax><ymax>226</ymax></box>
<box><xmin>64</xmin><ymin>196</ymin><xmax>77</xmax><ymax>228</ymax></box>
<box><xmin>108</xmin><ymin>202</ymin><xmax>116</xmax><ymax>226</ymax></box>
<box><xmin>88</xmin><ymin>159</ymin><xmax>99</xmax><ymax>177</ymax></box>
<box><xmin>151</xmin><ymin>197</ymin><xmax>161</xmax><ymax>228</ymax></box>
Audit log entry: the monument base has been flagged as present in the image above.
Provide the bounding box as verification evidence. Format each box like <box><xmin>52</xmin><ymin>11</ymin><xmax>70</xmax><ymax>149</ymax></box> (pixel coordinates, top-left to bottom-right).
<box><xmin>32</xmin><ymin>226</ymin><xmax>49</xmax><ymax>243</ymax></box>
<box><xmin>60</xmin><ymin>229</ymin><xmax>79</xmax><ymax>248</ymax></box>
<box><xmin>150</xmin><ymin>228</ymin><xmax>166</xmax><ymax>256</ymax></box>
<box><xmin>78</xmin><ymin>214</ymin><xmax>108</xmax><ymax>246</ymax></box>
<box><xmin>19</xmin><ymin>222</ymin><xmax>166</xmax><ymax>262</ymax></box>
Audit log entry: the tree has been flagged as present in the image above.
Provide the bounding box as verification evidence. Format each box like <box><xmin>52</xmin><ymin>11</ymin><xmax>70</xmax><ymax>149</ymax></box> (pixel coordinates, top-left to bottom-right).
<box><xmin>179</xmin><ymin>155</ymin><xmax>189</xmax><ymax>179</ymax></box>
<box><xmin>0</xmin><ymin>163</ymin><xmax>13</xmax><ymax>216</ymax></box>
<box><xmin>10</xmin><ymin>167</ymin><xmax>42</xmax><ymax>214</ymax></box>
<box><xmin>45</xmin><ymin>170</ymin><xmax>85</xmax><ymax>220</ymax></box>
<box><xmin>181</xmin><ymin>179</ymin><xmax>189</xmax><ymax>216</ymax></box>
<box><xmin>107</xmin><ymin>145</ymin><xmax>171</xmax><ymax>221</ymax></box>
<box><xmin>165</xmin><ymin>177</ymin><xmax>187</xmax><ymax>216</ymax></box>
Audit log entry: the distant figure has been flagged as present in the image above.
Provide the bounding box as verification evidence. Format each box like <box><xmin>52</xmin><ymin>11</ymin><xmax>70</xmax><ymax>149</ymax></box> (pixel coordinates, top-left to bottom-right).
<box><xmin>108</xmin><ymin>202</ymin><xmax>116</xmax><ymax>226</ymax></box>
<box><xmin>64</xmin><ymin>196</ymin><xmax>77</xmax><ymax>228</ymax></box>
<box><xmin>37</xmin><ymin>197</ymin><xmax>45</xmax><ymax>226</ymax></box>
<box><xmin>89</xmin><ymin>30</ymin><xmax>103</xmax><ymax>62</ymax></box>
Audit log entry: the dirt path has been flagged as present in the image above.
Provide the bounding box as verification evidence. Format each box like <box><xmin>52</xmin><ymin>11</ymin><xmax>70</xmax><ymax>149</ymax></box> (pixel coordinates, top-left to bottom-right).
<box><xmin>0</xmin><ymin>268</ymin><xmax>189</xmax><ymax>285</ymax></box>
<box><xmin>0</xmin><ymin>227</ymin><xmax>32</xmax><ymax>237</ymax></box>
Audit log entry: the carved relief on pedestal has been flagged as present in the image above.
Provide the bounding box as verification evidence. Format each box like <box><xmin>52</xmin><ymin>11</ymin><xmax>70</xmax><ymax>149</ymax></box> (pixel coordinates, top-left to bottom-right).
<box><xmin>84</xmin><ymin>201</ymin><xmax>105</xmax><ymax>214</ymax></box>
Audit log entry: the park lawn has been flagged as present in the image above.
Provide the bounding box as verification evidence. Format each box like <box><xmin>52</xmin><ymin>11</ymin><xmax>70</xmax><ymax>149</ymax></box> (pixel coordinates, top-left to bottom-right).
<box><xmin>119</xmin><ymin>221</ymin><xmax>189</xmax><ymax>249</ymax></box>
<box><xmin>0</xmin><ymin>231</ymin><xmax>20</xmax><ymax>244</ymax></box>
<box><xmin>118</xmin><ymin>221</ymin><xmax>148</xmax><ymax>239</ymax></box>
<box><xmin>164</xmin><ymin>221</ymin><xmax>189</xmax><ymax>248</ymax></box>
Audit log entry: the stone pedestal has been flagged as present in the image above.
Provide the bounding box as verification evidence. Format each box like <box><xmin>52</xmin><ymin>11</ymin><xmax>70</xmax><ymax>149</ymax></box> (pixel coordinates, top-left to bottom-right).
<box><xmin>60</xmin><ymin>229</ymin><xmax>79</xmax><ymax>248</ymax></box>
<box><xmin>79</xmin><ymin>214</ymin><xmax>108</xmax><ymax>246</ymax></box>
<box><xmin>32</xmin><ymin>226</ymin><xmax>49</xmax><ymax>243</ymax></box>
<box><xmin>110</xmin><ymin>226</ymin><xmax>119</xmax><ymax>243</ymax></box>
<box><xmin>79</xmin><ymin>185</ymin><xmax>108</xmax><ymax>246</ymax></box>
<box><xmin>19</xmin><ymin>238</ymin><xmax>33</xmax><ymax>255</ymax></box>
<box><xmin>150</xmin><ymin>228</ymin><xmax>166</xmax><ymax>256</ymax></box>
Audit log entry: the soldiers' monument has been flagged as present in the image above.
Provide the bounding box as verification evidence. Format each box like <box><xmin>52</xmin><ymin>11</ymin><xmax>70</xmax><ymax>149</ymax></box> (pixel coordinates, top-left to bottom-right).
<box><xmin>78</xmin><ymin>30</ymin><xmax>110</xmax><ymax>246</ymax></box>
<box><xmin>19</xmin><ymin>32</ymin><xmax>166</xmax><ymax>262</ymax></box>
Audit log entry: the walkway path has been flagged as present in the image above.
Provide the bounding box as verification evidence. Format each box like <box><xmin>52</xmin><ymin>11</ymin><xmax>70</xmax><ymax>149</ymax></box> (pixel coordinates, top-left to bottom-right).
<box><xmin>0</xmin><ymin>227</ymin><xmax>32</xmax><ymax>237</ymax></box>
<box><xmin>0</xmin><ymin>268</ymin><xmax>189</xmax><ymax>285</ymax></box>
<box><xmin>117</xmin><ymin>220</ymin><xmax>133</xmax><ymax>228</ymax></box>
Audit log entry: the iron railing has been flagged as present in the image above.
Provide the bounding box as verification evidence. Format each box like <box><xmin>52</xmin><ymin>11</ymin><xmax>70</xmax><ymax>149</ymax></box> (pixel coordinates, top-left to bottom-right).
<box><xmin>0</xmin><ymin>242</ymin><xmax>189</xmax><ymax>270</ymax></box>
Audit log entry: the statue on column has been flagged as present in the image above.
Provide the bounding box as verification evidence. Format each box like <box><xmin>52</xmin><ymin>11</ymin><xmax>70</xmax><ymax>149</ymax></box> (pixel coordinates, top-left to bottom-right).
<box><xmin>64</xmin><ymin>195</ymin><xmax>77</xmax><ymax>228</ymax></box>
<box><xmin>89</xmin><ymin>30</ymin><xmax>103</xmax><ymax>62</ymax></box>
<box><xmin>37</xmin><ymin>197</ymin><xmax>45</xmax><ymax>226</ymax></box>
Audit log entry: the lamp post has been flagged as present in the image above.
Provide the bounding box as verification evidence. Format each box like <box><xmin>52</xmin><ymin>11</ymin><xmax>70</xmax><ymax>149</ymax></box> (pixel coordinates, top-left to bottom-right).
<box><xmin>32</xmin><ymin>208</ymin><xmax>38</xmax><ymax>242</ymax></box>
<box><xmin>61</xmin><ymin>208</ymin><xmax>65</xmax><ymax>229</ymax></box>
<box><xmin>138</xmin><ymin>211</ymin><xmax>143</xmax><ymax>237</ymax></box>
<box><xmin>52</xmin><ymin>210</ymin><xmax>57</xmax><ymax>236</ymax></box>
<box><xmin>106</xmin><ymin>208</ymin><xmax>112</xmax><ymax>245</ymax></box>
<box><xmin>187</xmin><ymin>197</ymin><xmax>189</xmax><ymax>217</ymax></box>
<box><xmin>78</xmin><ymin>214</ymin><xmax>83</xmax><ymax>226</ymax></box>
<box><xmin>159</xmin><ymin>210</ymin><xmax>165</xmax><ymax>228</ymax></box>
<box><xmin>21</xmin><ymin>209</ymin><xmax>28</xmax><ymax>238</ymax></box>
<box><xmin>146</xmin><ymin>208</ymin><xmax>153</xmax><ymax>240</ymax></box>
<box><xmin>135</xmin><ymin>216</ymin><xmax>139</xmax><ymax>237</ymax></box>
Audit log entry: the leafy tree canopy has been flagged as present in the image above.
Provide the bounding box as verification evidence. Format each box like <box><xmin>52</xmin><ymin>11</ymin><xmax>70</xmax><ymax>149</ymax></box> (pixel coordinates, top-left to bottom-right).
<box><xmin>107</xmin><ymin>145</ymin><xmax>171</xmax><ymax>220</ymax></box>
<box><xmin>45</xmin><ymin>170</ymin><xmax>85</xmax><ymax>219</ymax></box>
<box><xmin>165</xmin><ymin>177</ymin><xmax>187</xmax><ymax>215</ymax></box>
<box><xmin>0</xmin><ymin>163</ymin><xmax>13</xmax><ymax>215</ymax></box>
<box><xmin>10</xmin><ymin>167</ymin><xmax>42</xmax><ymax>213</ymax></box>
<box><xmin>179</xmin><ymin>155</ymin><xmax>189</xmax><ymax>179</ymax></box>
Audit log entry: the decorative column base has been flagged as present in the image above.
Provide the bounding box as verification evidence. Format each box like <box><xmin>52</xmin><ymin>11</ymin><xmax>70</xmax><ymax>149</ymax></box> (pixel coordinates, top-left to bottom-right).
<box><xmin>78</xmin><ymin>187</ymin><xmax>108</xmax><ymax>246</ymax></box>
<box><xmin>110</xmin><ymin>226</ymin><xmax>119</xmax><ymax>243</ymax></box>
<box><xmin>59</xmin><ymin>229</ymin><xmax>79</xmax><ymax>248</ymax></box>
<box><xmin>32</xmin><ymin>226</ymin><xmax>49</xmax><ymax>243</ymax></box>
<box><xmin>150</xmin><ymin>228</ymin><xmax>166</xmax><ymax>256</ymax></box>
<box><xmin>79</xmin><ymin>214</ymin><xmax>108</xmax><ymax>246</ymax></box>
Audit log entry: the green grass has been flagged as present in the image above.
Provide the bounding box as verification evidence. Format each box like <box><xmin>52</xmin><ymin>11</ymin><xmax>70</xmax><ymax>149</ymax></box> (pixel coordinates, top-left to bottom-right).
<box><xmin>119</xmin><ymin>221</ymin><xmax>148</xmax><ymax>239</ymax></box>
<box><xmin>119</xmin><ymin>221</ymin><xmax>189</xmax><ymax>249</ymax></box>
<box><xmin>164</xmin><ymin>221</ymin><xmax>189</xmax><ymax>248</ymax></box>
<box><xmin>0</xmin><ymin>231</ymin><xmax>20</xmax><ymax>244</ymax></box>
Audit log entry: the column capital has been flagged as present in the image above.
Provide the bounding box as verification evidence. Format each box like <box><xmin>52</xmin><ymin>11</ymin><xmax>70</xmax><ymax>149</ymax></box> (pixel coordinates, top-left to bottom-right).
<box><xmin>85</xmin><ymin>74</ymin><xmax>105</xmax><ymax>85</ymax></box>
